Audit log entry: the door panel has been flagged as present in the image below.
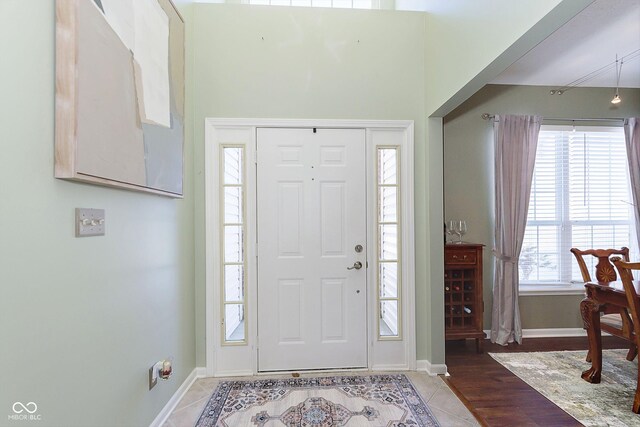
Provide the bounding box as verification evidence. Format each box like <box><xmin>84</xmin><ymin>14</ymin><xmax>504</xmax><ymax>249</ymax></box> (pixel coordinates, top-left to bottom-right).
<box><xmin>257</xmin><ymin>127</ymin><xmax>367</xmax><ymax>371</ymax></box>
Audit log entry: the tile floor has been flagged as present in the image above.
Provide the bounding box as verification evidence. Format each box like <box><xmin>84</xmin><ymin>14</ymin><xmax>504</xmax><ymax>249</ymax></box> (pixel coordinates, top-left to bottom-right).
<box><xmin>162</xmin><ymin>371</ymin><xmax>479</xmax><ymax>427</ymax></box>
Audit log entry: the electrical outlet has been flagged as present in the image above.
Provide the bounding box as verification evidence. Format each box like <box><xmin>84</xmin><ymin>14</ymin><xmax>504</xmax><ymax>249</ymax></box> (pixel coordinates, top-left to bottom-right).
<box><xmin>149</xmin><ymin>365</ymin><xmax>158</xmax><ymax>390</ymax></box>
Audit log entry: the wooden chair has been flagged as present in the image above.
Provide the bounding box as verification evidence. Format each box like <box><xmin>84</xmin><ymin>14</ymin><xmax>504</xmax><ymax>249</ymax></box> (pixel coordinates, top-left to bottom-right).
<box><xmin>571</xmin><ymin>247</ymin><xmax>636</xmax><ymax>361</ymax></box>
<box><xmin>611</xmin><ymin>257</ymin><xmax>640</xmax><ymax>413</ymax></box>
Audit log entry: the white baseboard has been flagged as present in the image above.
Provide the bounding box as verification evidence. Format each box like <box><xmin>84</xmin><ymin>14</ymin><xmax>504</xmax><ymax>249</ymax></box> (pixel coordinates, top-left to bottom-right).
<box><xmin>483</xmin><ymin>328</ymin><xmax>590</xmax><ymax>339</ymax></box>
<box><xmin>214</xmin><ymin>369</ymin><xmax>254</xmax><ymax>378</ymax></box>
<box><xmin>149</xmin><ymin>367</ymin><xmax>206</xmax><ymax>427</ymax></box>
<box><xmin>416</xmin><ymin>360</ymin><xmax>447</xmax><ymax>376</ymax></box>
<box><xmin>370</xmin><ymin>364</ymin><xmax>410</xmax><ymax>371</ymax></box>
<box><xmin>523</xmin><ymin>328</ymin><xmax>588</xmax><ymax>338</ymax></box>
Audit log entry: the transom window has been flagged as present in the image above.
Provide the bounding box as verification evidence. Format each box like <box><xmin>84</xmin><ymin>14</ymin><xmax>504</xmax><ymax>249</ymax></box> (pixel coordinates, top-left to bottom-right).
<box><xmin>520</xmin><ymin>126</ymin><xmax>635</xmax><ymax>285</ymax></box>
<box><xmin>195</xmin><ymin>0</ymin><xmax>430</xmax><ymax>11</ymax></box>
<box><xmin>244</xmin><ymin>0</ymin><xmax>375</xmax><ymax>7</ymax></box>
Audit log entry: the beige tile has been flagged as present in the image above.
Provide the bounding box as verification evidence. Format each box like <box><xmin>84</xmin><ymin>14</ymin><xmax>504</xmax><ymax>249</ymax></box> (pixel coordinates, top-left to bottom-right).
<box><xmin>406</xmin><ymin>371</ymin><xmax>447</xmax><ymax>402</ymax></box>
<box><xmin>427</xmin><ymin>382</ymin><xmax>479</xmax><ymax>425</ymax></box>
<box><xmin>166</xmin><ymin>398</ymin><xmax>209</xmax><ymax>427</ymax></box>
<box><xmin>430</xmin><ymin>407</ymin><xmax>479</xmax><ymax>427</ymax></box>
<box><xmin>193</xmin><ymin>376</ymin><xmax>220</xmax><ymax>391</ymax></box>
<box><xmin>174</xmin><ymin>382</ymin><xmax>214</xmax><ymax>411</ymax></box>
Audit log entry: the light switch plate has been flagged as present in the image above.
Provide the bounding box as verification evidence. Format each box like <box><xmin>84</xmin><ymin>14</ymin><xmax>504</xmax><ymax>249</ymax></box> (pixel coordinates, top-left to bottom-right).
<box><xmin>75</xmin><ymin>208</ymin><xmax>105</xmax><ymax>237</ymax></box>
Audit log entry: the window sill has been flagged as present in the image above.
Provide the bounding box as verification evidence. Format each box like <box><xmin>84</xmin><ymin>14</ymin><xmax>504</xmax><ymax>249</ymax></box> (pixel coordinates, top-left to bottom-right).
<box><xmin>519</xmin><ymin>283</ymin><xmax>586</xmax><ymax>296</ymax></box>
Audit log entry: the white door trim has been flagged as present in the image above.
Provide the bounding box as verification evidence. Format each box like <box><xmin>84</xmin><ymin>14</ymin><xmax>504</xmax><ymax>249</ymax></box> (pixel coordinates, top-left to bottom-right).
<box><xmin>205</xmin><ymin>118</ymin><xmax>415</xmax><ymax>376</ymax></box>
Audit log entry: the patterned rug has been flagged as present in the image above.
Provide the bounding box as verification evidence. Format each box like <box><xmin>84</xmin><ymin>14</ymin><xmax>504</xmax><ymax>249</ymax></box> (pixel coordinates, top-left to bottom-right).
<box><xmin>195</xmin><ymin>374</ymin><xmax>440</xmax><ymax>426</ymax></box>
<box><xmin>490</xmin><ymin>349</ymin><xmax>640</xmax><ymax>427</ymax></box>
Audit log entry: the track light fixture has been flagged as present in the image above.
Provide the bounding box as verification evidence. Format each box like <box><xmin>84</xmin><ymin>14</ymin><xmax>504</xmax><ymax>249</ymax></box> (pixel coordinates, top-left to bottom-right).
<box><xmin>611</xmin><ymin>54</ymin><xmax>623</xmax><ymax>104</ymax></box>
<box><xmin>548</xmin><ymin>49</ymin><xmax>638</xmax><ymax>99</ymax></box>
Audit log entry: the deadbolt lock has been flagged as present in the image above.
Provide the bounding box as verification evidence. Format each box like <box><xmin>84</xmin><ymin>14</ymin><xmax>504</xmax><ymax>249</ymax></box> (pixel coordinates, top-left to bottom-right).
<box><xmin>355</xmin><ymin>244</ymin><xmax>363</xmax><ymax>253</ymax></box>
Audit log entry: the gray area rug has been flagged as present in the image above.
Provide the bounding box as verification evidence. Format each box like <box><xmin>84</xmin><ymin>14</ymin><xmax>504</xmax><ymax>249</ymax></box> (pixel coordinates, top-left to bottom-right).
<box><xmin>490</xmin><ymin>349</ymin><xmax>640</xmax><ymax>427</ymax></box>
<box><xmin>195</xmin><ymin>374</ymin><xmax>440</xmax><ymax>426</ymax></box>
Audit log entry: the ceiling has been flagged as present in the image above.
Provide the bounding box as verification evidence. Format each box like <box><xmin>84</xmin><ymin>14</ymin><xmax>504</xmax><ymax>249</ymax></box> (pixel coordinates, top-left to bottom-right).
<box><xmin>492</xmin><ymin>0</ymin><xmax>640</xmax><ymax>88</ymax></box>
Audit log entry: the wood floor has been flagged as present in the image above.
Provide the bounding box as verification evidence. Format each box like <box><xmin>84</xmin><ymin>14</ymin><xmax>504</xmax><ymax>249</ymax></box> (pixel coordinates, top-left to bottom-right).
<box><xmin>444</xmin><ymin>336</ymin><xmax>630</xmax><ymax>427</ymax></box>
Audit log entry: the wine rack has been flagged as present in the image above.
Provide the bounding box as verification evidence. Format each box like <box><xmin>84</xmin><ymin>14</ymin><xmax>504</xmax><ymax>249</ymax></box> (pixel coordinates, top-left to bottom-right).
<box><xmin>444</xmin><ymin>243</ymin><xmax>485</xmax><ymax>352</ymax></box>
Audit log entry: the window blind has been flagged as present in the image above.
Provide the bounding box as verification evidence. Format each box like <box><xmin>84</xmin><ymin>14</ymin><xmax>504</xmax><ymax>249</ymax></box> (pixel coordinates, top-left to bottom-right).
<box><xmin>520</xmin><ymin>126</ymin><xmax>635</xmax><ymax>284</ymax></box>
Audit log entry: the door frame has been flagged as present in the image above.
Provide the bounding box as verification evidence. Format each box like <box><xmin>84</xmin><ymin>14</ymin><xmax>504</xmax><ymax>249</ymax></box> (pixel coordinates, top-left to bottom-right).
<box><xmin>205</xmin><ymin>118</ymin><xmax>415</xmax><ymax>377</ymax></box>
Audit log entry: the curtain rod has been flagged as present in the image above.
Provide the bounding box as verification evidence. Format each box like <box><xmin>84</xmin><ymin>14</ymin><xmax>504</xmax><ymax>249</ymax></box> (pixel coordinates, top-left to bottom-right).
<box><xmin>481</xmin><ymin>113</ymin><xmax>626</xmax><ymax>122</ymax></box>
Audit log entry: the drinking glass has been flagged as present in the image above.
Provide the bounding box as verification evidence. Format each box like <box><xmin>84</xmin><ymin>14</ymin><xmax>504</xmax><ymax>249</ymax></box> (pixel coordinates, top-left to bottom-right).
<box><xmin>446</xmin><ymin>220</ymin><xmax>456</xmax><ymax>243</ymax></box>
<box><xmin>457</xmin><ymin>220</ymin><xmax>467</xmax><ymax>244</ymax></box>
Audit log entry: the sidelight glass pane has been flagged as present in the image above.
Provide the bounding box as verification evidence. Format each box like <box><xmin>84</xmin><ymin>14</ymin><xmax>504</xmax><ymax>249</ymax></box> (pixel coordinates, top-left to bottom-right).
<box><xmin>224</xmin><ymin>265</ymin><xmax>244</xmax><ymax>302</ymax></box>
<box><xmin>223</xmin><ymin>147</ymin><xmax>243</xmax><ymax>185</ymax></box>
<box><xmin>379</xmin><ymin>224</ymin><xmax>398</xmax><ymax>260</ymax></box>
<box><xmin>224</xmin><ymin>186</ymin><xmax>243</xmax><ymax>224</ymax></box>
<box><xmin>224</xmin><ymin>304</ymin><xmax>245</xmax><ymax>342</ymax></box>
<box><xmin>224</xmin><ymin>225</ymin><xmax>244</xmax><ymax>263</ymax></box>
<box><xmin>379</xmin><ymin>186</ymin><xmax>397</xmax><ymax>223</ymax></box>
<box><xmin>378</xmin><ymin>148</ymin><xmax>397</xmax><ymax>185</ymax></box>
<box><xmin>380</xmin><ymin>262</ymin><xmax>398</xmax><ymax>298</ymax></box>
<box><xmin>380</xmin><ymin>300</ymin><xmax>399</xmax><ymax>337</ymax></box>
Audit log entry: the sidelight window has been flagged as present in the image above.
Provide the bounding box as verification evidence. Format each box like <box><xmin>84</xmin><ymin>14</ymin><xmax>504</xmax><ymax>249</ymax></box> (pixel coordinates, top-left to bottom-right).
<box><xmin>221</xmin><ymin>146</ymin><xmax>247</xmax><ymax>344</ymax></box>
<box><xmin>377</xmin><ymin>147</ymin><xmax>401</xmax><ymax>339</ymax></box>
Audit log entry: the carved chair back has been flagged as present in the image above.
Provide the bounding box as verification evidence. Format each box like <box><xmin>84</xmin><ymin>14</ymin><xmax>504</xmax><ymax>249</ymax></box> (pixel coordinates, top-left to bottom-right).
<box><xmin>570</xmin><ymin>247</ymin><xmax>630</xmax><ymax>283</ymax></box>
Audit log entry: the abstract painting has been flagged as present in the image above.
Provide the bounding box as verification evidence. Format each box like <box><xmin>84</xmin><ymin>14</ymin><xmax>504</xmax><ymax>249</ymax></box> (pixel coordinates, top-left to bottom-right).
<box><xmin>55</xmin><ymin>0</ymin><xmax>184</xmax><ymax>197</ymax></box>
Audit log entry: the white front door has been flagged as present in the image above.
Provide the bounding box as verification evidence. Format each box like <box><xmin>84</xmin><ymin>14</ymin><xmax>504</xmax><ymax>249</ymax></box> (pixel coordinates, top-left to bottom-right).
<box><xmin>257</xmin><ymin>127</ymin><xmax>367</xmax><ymax>371</ymax></box>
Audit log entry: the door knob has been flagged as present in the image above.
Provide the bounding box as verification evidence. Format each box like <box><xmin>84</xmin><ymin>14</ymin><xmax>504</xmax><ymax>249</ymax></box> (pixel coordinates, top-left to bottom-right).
<box><xmin>347</xmin><ymin>261</ymin><xmax>363</xmax><ymax>270</ymax></box>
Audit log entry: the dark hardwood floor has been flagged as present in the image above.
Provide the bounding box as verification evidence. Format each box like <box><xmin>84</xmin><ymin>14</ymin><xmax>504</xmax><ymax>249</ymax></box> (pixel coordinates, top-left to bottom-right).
<box><xmin>444</xmin><ymin>336</ymin><xmax>630</xmax><ymax>427</ymax></box>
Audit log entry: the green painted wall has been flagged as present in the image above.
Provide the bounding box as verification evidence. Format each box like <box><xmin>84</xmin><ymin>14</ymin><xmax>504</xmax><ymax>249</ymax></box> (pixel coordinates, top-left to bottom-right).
<box><xmin>0</xmin><ymin>2</ymin><xmax>196</xmax><ymax>426</ymax></box>
<box><xmin>443</xmin><ymin>84</ymin><xmax>640</xmax><ymax>330</ymax></box>
<box><xmin>190</xmin><ymin>1</ymin><xmax>600</xmax><ymax>367</ymax></box>
<box><xmin>419</xmin><ymin>0</ymin><xmax>591</xmax><ymax>363</ymax></box>
<box><xmin>191</xmin><ymin>3</ymin><xmax>427</xmax><ymax>364</ymax></box>
<box><xmin>424</xmin><ymin>0</ymin><xmax>591</xmax><ymax>116</ymax></box>
<box><xmin>1</xmin><ymin>4</ymin><xmax>613</xmax><ymax>421</ymax></box>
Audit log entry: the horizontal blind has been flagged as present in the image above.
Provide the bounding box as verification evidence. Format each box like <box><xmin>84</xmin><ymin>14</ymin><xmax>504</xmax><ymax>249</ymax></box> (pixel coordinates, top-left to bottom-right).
<box><xmin>520</xmin><ymin>126</ymin><xmax>633</xmax><ymax>284</ymax></box>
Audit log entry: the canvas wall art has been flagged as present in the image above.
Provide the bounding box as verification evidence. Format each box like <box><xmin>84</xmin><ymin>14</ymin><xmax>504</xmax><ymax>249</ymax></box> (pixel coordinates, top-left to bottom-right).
<box><xmin>55</xmin><ymin>0</ymin><xmax>185</xmax><ymax>197</ymax></box>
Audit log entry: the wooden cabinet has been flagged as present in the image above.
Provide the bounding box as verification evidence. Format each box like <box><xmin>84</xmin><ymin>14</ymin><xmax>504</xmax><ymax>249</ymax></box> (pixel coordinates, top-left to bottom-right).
<box><xmin>444</xmin><ymin>243</ymin><xmax>485</xmax><ymax>352</ymax></box>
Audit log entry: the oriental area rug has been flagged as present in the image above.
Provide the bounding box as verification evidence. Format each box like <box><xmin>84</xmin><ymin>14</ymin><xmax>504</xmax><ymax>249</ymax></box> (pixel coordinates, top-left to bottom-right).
<box><xmin>490</xmin><ymin>349</ymin><xmax>640</xmax><ymax>427</ymax></box>
<box><xmin>195</xmin><ymin>374</ymin><xmax>440</xmax><ymax>426</ymax></box>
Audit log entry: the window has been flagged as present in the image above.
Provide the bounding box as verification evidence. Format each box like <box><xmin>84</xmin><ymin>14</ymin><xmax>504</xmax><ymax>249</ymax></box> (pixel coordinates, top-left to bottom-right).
<box><xmin>377</xmin><ymin>147</ymin><xmax>401</xmax><ymax>338</ymax></box>
<box><xmin>221</xmin><ymin>146</ymin><xmax>247</xmax><ymax>344</ymax></box>
<box><xmin>242</xmin><ymin>0</ymin><xmax>375</xmax><ymax>8</ymax></box>
<box><xmin>520</xmin><ymin>126</ymin><xmax>635</xmax><ymax>285</ymax></box>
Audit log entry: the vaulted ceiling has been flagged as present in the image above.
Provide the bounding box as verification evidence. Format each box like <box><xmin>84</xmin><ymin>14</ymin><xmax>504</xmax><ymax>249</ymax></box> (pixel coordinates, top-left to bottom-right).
<box><xmin>492</xmin><ymin>0</ymin><xmax>640</xmax><ymax>88</ymax></box>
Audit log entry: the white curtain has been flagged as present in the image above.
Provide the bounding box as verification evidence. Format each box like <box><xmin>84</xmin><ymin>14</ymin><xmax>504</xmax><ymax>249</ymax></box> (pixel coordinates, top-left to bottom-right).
<box><xmin>624</xmin><ymin>118</ymin><xmax>640</xmax><ymax>251</ymax></box>
<box><xmin>491</xmin><ymin>114</ymin><xmax>542</xmax><ymax>345</ymax></box>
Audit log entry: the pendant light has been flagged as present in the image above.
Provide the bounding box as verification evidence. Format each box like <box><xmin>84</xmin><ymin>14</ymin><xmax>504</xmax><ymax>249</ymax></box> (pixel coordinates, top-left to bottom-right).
<box><xmin>611</xmin><ymin>55</ymin><xmax>623</xmax><ymax>104</ymax></box>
